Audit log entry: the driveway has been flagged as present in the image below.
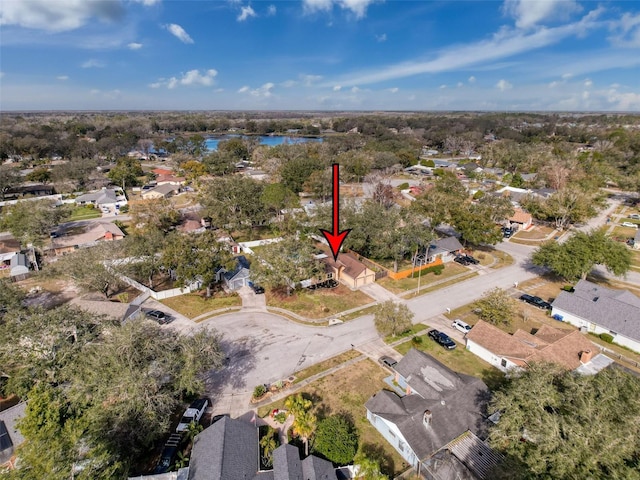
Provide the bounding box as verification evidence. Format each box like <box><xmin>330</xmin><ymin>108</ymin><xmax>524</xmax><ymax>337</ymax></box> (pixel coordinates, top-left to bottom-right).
<box><xmin>237</xmin><ymin>285</ymin><xmax>267</xmax><ymax>311</ymax></box>
<box><xmin>198</xmin><ymin>311</ymin><xmax>379</xmax><ymax>417</ymax></box>
<box><xmin>359</xmin><ymin>282</ymin><xmax>402</xmax><ymax>303</ymax></box>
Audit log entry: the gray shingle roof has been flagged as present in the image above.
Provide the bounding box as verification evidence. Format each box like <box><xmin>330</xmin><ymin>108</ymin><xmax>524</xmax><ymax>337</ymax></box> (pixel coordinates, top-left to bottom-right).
<box><xmin>431</xmin><ymin>237</ymin><xmax>463</xmax><ymax>255</ymax></box>
<box><xmin>273</xmin><ymin>444</ymin><xmax>302</xmax><ymax>480</ymax></box>
<box><xmin>552</xmin><ymin>280</ymin><xmax>640</xmax><ymax>342</ymax></box>
<box><xmin>366</xmin><ymin>349</ymin><xmax>491</xmax><ymax>460</ymax></box>
<box><xmin>0</xmin><ymin>402</ymin><xmax>27</xmax><ymax>465</ymax></box>
<box><xmin>302</xmin><ymin>453</ymin><xmax>338</xmax><ymax>479</ymax></box>
<box><xmin>188</xmin><ymin>416</ymin><xmax>258</xmax><ymax>480</ymax></box>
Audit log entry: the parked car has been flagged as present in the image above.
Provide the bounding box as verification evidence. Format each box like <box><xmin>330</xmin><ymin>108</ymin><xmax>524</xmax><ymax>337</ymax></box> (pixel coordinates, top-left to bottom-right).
<box><xmin>502</xmin><ymin>227</ymin><xmax>513</xmax><ymax>238</ymax></box>
<box><xmin>153</xmin><ymin>433</ymin><xmax>182</xmax><ymax>474</ymax></box>
<box><xmin>176</xmin><ymin>398</ymin><xmax>209</xmax><ymax>433</ymax></box>
<box><xmin>379</xmin><ymin>356</ymin><xmax>398</xmax><ymax>369</ymax></box>
<box><xmin>621</xmin><ymin>222</ymin><xmax>638</xmax><ymax>228</ymax></box>
<box><xmin>146</xmin><ymin>310</ymin><xmax>170</xmax><ymax>324</ymax></box>
<box><xmin>519</xmin><ymin>294</ymin><xmax>552</xmax><ymax>310</ymax></box>
<box><xmin>454</xmin><ymin>255</ymin><xmax>471</xmax><ymax>266</ymax></box>
<box><xmin>463</xmin><ymin>254</ymin><xmax>479</xmax><ymax>265</ymax></box>
<box><xmin>248</xmin><ymin>281</ymin><xmax>265</xmax><ymax>294</ymax></box>
<box><xmin>427</xmin><ymin>329</ymin><xmax>457</xmax><ymax>349</ymax></box>
<box><xmin>451</xmin><ymin>319</ymin><xmax>472</xmax><ymax>334</ymax></box>
<box><xmin>628</xmin><ymin>214</ymin><xmax>640</xmax><ymax>220</ymax></box>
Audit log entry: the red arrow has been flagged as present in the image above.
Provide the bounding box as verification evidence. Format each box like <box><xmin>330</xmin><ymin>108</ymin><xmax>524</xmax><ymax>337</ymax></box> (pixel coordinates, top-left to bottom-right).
<box><xmin>320</xmin><ymin>163</ymin><xmax>351</xmax><ymax>261</ymax></box>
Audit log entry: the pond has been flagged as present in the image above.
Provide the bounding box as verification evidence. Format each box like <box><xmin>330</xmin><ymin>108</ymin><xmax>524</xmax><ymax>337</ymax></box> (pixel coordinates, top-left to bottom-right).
<box><xmin>205</xmin><ymin>135</ymin><xmax>323</xmax><ymax>151</ymax></box>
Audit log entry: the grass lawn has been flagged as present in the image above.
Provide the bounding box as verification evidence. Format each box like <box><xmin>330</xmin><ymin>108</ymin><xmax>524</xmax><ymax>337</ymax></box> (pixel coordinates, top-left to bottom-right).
<box><xmin>161</xmin><ymin>292</ymin><xmax>241</xmax><ymax>319</ymax></box>
<box><xmin>378</xmin><ymin>262</ymin><xmax>470</xmax><ymax>294</ymax></box>
<box><xmin>293</xmin><ymin>350</ymin><xmax>362</xmax><ymax>383</ymax></box>
<box><xmin>630</xmin><ymin>249</ymin><xmax>640</xmax><ymax>272</ymax></box>
<box><xmin>512</xmin><ymin>226</ymin><xmax>555</xmax><ymax>240</ymax></box>
<box><xmin>257</xmin><ymin>358</ymin><xmax>408</xmax><ymax>477</ymax></box>
<box><xmin>466</xmin><ymin>247</ymin><xmax>514</xmax><ymax>269</ymax></box>
<box><xmin>339</xmin><ymin>305</ymin><xmax>378</xmax><ymax>321</ymax></box>
<box><xmin>266</xmin><ymin>285</ymin><xmax>374</xmax><ymax>319</ymax></box>
<box><xmin>395</xmin><ymin>337</ymin><xmax>505</xmax><ymax>391</ymax></box>
<box><xmin>611</xmin><ymin>225</ymin><xmax>638</xmax><ymax>238</ymax></box>
<box><xmin>383</xmin><ymin>323</ymin><xmax>429</xmax><ymax>344</ymax></box>
<box><xmin>68</xmin><ymin>206</ymin><xmax>101</xmax><ymax>220</ymax></box>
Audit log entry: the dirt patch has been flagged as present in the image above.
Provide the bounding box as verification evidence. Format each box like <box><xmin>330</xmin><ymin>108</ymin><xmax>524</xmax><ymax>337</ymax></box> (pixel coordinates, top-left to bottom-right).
<box><xmin>17</xmin><ymin>276</ymin><xmax>81</xmax><ymax>309</ymax></box>
<box><xmin>513</xmin><ymin>225</ymin><xmax>555</xmax><ymax>240</ymax></box>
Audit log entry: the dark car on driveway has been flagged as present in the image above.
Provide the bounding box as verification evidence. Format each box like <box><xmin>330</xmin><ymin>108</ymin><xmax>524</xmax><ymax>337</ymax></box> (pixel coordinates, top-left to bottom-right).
<box><xmin>454</xmin><ymin>255</ymin><xmax>471</xmax><ymax>266</ymax></box>
<box><xmin>463</xmin><ymin>254</ymin><xmax>479</xmax><ymax>265</ymax></box>
<box><xmin>428</xmin><ymin>329</ymin><xmax>457</xmax><ymax>349</ymax></box>
<box><xmin>520</xmin><ymin>294</ymin><xmax>552</xmax><ymax>310</ymax></box>
<box><xmin>146</xmin><ymin>310</ymin><xmax>171</xmax><ymax>324</ymax></box>
<box><xmin>248</xmin><ymin>281</ymin><xmax>265</xmax><ymax>294</ymax></box>
<box><xmin>379</xmin><ymin>356</ymin><xmax>398</xmax><ymax>369</ymax></box>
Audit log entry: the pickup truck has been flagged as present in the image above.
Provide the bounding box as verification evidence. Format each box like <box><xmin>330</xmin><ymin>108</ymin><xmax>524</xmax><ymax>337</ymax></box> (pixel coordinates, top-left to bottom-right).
<box><xmin>176</xmin><ymin>398</ymin><xmax>209</xmax><ymax>433</ymax></box>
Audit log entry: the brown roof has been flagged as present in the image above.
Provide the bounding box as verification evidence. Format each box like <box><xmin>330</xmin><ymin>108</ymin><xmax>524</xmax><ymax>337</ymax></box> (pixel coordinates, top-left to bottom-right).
<box><xmin>320</xmin><ymin>251</ymin><xmax>368</xmax><ymax>279</ymax></box>
<box><xmin>0</xmin><ymin>238</ymin><xmax>21</xmax><ymax>255</ymax></box>
<box><xmin>509</xmin><ymin>208</ymin><xmax>532</xmax><ymax>224</ymax></box>
<box><xmin>152</xmin><ymin>168</ymin><xmax>174</xmax><ymax>176</ymax></box>
<box><xmin>466</xmin><ymin>320</ymin><xmax>595</xmax><ymax>370</ymax></box>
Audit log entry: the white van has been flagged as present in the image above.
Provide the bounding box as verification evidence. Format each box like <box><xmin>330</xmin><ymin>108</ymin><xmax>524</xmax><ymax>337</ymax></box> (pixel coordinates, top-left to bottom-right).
<box><xmin>452</xmin><ymin>319</ymin><xmax>472</xmax><ymax>334</ymax></box>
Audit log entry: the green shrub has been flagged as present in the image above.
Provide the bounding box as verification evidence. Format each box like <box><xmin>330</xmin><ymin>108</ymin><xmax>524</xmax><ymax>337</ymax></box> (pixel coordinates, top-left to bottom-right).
<box><xmin>274</xmin><ymin>411</ymin><xmax>287</xmax><ymax>423</ymax></box>
<box><xmin>397</xmin><ymin>182</ymin><xmax>410</xmax><ymax>190</ymax></box>
<box><xmin>562</xmin><ymin>285</ymin><xmax>575</xmax><ymax>292</ymax></box>
<box><xmin>411</xmin><ymin>264</ymin><xmax>444</xmax><ymax>278</ymax></box>
<box><xmin>411</xmin><ymin>336</ymin><xmax>423</xmax><ymax>345</ymax></box>
<box><xmin>253</xmin><ymin>384</ymin><xmax>267</xmax><ymax>399</ymax></box>
<box><xmin>599</xmin><ymin>333</ymin><xmax>614</xmax><ymax>344</ymax></box>
<box><xmin>424</xmin><ymin>159</ymin><xmax>435</xmax><ymax>167</ymax></box>
<box><xmin>119</xmin><ymin>204</ymin><xmax>129</xmax><ymax>213</ymax></box>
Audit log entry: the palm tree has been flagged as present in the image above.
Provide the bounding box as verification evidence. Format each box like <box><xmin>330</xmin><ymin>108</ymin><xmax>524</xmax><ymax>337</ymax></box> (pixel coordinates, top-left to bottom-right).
<box><xmin>284</xmin><ymin>393</ymin><xmax>312</xmax><ymax>417</ymax></box>
<box><xmin>259</xmin><ymin>427</ymin><xmax>279</xmax><ymax>468</ymax></box>
<box><xmin>186</xmin><ymin>421</ymin><xmax>204</xmax><ymax>442</ymax></box>
<box><xmin>292</xmin><ymin>409</ymin><xmax>317</xmax><ymax>456</ymax></box>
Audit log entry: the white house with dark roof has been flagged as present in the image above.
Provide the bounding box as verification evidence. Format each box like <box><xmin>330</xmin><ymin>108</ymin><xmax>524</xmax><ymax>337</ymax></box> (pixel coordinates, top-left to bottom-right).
<box><xmin>74</xmin><ymin>188</ymin><xmax>126</xmax><ymax>208</ymax></box>
<box><xmin>365</xmin><ymin>349</ymin><xmax>493</xmax><ymax>471</ymax></box>
<box><xmin>551</xmin><ymin>280</ymin><xmax>640</xmax><ymax>353</ymax></box>
<box><xmin>428</xmin><ymin>236</ymin><xmax>464</xmax><ymax>263</ymax></box>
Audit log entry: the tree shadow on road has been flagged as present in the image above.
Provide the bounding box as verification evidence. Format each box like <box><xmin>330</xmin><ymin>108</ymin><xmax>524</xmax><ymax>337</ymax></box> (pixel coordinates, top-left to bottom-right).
<box><xmin>204</xmin><ymin>336</ymin><xmax>258</xmax><ymax>395</ymax></box>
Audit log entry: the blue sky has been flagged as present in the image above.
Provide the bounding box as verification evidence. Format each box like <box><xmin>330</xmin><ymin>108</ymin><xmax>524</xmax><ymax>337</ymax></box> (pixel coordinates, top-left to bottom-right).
<box><xmin>1</xmin><ymin>0</ymin><xmax>639</xmax><ymax>111</ymax></box>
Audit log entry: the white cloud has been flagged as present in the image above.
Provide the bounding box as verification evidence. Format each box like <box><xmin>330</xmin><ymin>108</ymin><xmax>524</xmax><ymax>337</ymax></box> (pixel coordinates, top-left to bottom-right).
<box><xmin>151</xmin><ymin>69</ymin><xmax>217</xmax><ymax>89</ymax></box>
<box><xmin>302</xmin><ymin>0</ymin><xmax>378</xmax><ymax>19</ymax></box>
<box><xmin>0</xmin><ymin>72</ymin><xmax>4</xmax><ymax>78</ymax></box>
<box><xmin>323</xmin><ymin>9</ymin><xmax>604</xmax><ymax>87</ymax></box>
<box><xmin>468</xmin><ymin>76</ymin><xmax>476</xmax><ymax>83</ymax></box>
<box><xmin>351</xmin><ymin>86</ymin><xmax>360</xmax><ymax>93</ymax></box>
<box><xmin>82</xmin><ymin>59</ymin><xmax>105</xmax><ymax>68</ymax></box>
<box><xmin>388</xmin><ymin>87</ymin><xmax>398</xmax><ymax>93</ymax></box>
<box><xmin>281</xmin><ymin>80</ymin><xmax>297</xmax><ymax>88</ymax></box>
<box><xmin>250</xmin><ymin>83</ymin><xmax>275</xmax><ymax>97</ymax></box>
<box><xmin>607</xmin><ymin>89</ymin><xmax>640</xmax><ymax>111</ymax></box>
<box><xmin>609</xmin><ymin>12</ymin><xmax>640</xmax><ymax>47</ymax></box>
<box><xmin>57</xmin><ymin>75</ymin><xmax>69</xmax><ymax>80</ymax></box>
<box><xmin>376</xmin><ymin>33</ymin><xmax>387</xmax><ymax>42</ymax></box>
<box><xmin>131</xmin><ymin>0</ymin><xmax>161</xmax><ymax>5</ymax></box>
<box><xmin>561</xmin><ymin>72</ymin><xmax>573</xmax><ymax>79</ymax></box>
<box><xmin>237</xmin><ymin>5</ymin><xmax>256</xmax><ymax>22</ymax></box>
<box><xmin>238</xmin><ymin>86</ymin><xmax>250</xmax><ymax>93</ymax></box>
<box><xmin>127</xmin><ymin>42</ymin><xmax>143</xmax><ymax>50</ymax></box>
<box><xmin>301</xmin><ymin>74</ymin><xmax>322</xmax><ymax>86</ymax></box>
<box><xmin>164</xmin><ymin>23</ymin><xmax>194</xmax><ymax>44</ymax></box>
<box><xmin>333</xmin><ymin>85</ymin><xmax>342</xmax><ymax>91</ymax></box>
<box><xmin>584</xmin><ymin>79</ymin><xmax>593</xmax><ymax>87</ymax></box>
<box><xmin>549</xmin><ymin>81</ymin><xmax>559</xmax><ymax>88</ymax></box>
<box><xmin>439</xmin><ymin>84</ymin><xmax>447</xmax><ymax>89</ymax></box>
<box><xmin>457</xmin><ymin>82</ymin><xmax>463</xmax><ymax>88</ymax></box>
<box><xmin>267</xmin><ymin>4</ymin><xmax>276</xmax><ymax>16</ymax></box>
<box><xmin>502</xmin><ymin>0</ymin><xmax>582</xmax><ymax>30</ymax></box>
<box><xmin>0</xmin><ymin>0</ymin><xmax>125</xmax><ymax>32</ymax></box>
<box><xmin>496</xmin><ymin>79</ymin><xmax>513</xmax><ymax>91</ymax></box>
